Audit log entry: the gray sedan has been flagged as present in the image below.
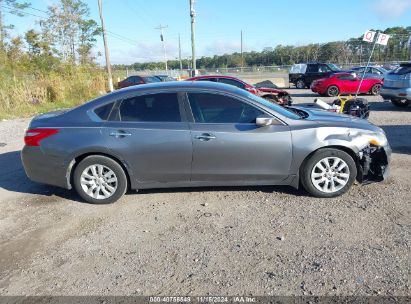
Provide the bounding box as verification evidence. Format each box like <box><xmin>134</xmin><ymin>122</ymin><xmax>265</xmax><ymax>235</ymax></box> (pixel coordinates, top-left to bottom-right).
<box><xmin>350</xmin><ymin>66</ymin><xmax>388</xmax><ymax>80</ymax></box>
<box><xmin>22</xmin><ymin>82</ymin><xmax>391</xmax><ymax>204</ymax></box>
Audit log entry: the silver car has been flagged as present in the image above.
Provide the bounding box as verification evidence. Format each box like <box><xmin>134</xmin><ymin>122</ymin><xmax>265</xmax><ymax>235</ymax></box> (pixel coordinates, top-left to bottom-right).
<box><xmin>350</xmin><ymin>66</ymin><xmax>388</xmax><ymax>80</ymax></box>
<box><xmin>380</xmin><ymin>62</ymin><xmax>411</xmax><ymax>107</ymax></box>
<box><xmin>22</xmin><ymin>82</ymin><xmax>391</xmax><ymax>204</ymax></box>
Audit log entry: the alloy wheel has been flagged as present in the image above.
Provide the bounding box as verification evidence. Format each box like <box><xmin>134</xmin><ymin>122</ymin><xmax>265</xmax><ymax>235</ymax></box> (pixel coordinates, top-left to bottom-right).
<box><xmin>310</xmin><ymin>157</ymin><xmax>350</xmax><ymax>193</ymax></box>
<box><xmin>80</xmin><ymin>164</ymin><xmax>118</xmax><ymax>199</ymax></box>
<box><xmin>296</xmin><ymin>80</ymin><xmax>305</xmax><ymax>89</ymax></box>
<box><xmin>372</xmin><ymin>84</ymin><xmax>381</xmax><ymax>95</ymax></box>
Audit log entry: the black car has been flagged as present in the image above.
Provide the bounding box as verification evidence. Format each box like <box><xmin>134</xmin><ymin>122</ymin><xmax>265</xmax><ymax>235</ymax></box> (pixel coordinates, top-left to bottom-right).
<box><xmin>289</xmin><ymin>63</ymin><xmax>342</xmax><ymax>89</ymax></box>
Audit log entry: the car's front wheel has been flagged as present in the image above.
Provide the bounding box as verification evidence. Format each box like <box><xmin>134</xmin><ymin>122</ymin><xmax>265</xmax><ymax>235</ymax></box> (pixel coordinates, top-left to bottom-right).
<box><xmin>73</xmin><ymin>155</ymin><xmax>128</xmax><ymax>204</ymax></box>
<box><xmin>326</xmin><ymin>85</ymin><xmax>339</xmax><ymax>97</ymax></box>
<box><xmin>301</xmin><ymin>148</ymin><xmax>357</xmax><ymax>198</ymax></box>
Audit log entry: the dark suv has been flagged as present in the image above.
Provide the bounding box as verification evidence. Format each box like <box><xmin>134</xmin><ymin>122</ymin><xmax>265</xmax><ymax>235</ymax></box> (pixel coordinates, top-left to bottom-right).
<box><xmin>289</xmin><ymin>63</ymin><xmax>342</xmax><ymax>89</ymax></box>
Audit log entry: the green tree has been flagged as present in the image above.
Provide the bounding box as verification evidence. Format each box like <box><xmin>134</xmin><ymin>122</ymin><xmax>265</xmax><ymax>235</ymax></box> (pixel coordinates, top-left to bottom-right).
<box><xmin>40</xmin><ymin>0</ymin><xmax>97</xmax><ymax>62</ymax></box>
<box><xmin>77</xmin><ymin>19</ymin><xmax>101</xmax><ymax>64</ymax></box>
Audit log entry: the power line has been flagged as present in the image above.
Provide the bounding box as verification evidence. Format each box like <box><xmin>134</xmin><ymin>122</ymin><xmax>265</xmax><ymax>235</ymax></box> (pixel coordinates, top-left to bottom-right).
<box><xmin>0</xmin><ymin>5</ymin><xmax>46</xmax><ymax>19</ymax></box>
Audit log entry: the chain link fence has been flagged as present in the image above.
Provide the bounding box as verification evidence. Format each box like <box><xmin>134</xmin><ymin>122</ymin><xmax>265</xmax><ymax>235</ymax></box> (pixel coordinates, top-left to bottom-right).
<box><xmin>112</xmin><ymin>61</ymin><xmax>406</xmax><ymax>88</ymax></box>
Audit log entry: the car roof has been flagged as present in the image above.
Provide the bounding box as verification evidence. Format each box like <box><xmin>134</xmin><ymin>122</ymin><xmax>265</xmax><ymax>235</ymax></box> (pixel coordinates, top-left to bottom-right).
<box><xmin>113</xmin><ymin>80</ymin><xmax>246</xmax><ymax>96</ymax></box>
<box><xmin>188</xmin><ymin>75</ymin><xmax>239</xmax><ymax>80</ymax></box>
<box><xmin>295</xmin><ymin>62</ymin><xmax>333</xmax><ymax>65</ymax></box>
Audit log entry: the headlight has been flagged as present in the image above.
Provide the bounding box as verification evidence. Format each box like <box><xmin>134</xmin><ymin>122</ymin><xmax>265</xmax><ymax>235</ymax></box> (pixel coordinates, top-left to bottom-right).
<box><xmin>366</xmin><ymin>131</ymin><xmax>388</xmax><ymax>147</ymax></box>
<box><xmin>349</xmin><ymin>128</ymin><xmax>388</xmax><ymax>148</ymax></box>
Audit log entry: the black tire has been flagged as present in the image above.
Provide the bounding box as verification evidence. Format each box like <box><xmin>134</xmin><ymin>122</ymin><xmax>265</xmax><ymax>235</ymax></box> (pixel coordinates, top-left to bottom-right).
<box><xmin>73</xmin><ymin>155</ymin><xmax>127</xmax><ymax>204</ymax></box>
<box><xmin>392</xmin><ymin>99</ymin><xmax>410</xmax><ymax>107</ymax></box>
<box><xmin>296</xmin><ymin>79</ymin><xmax>306</xmax><ymax>89</ymax></box>
<box><xmin>326</xmin><ymin>85</ymin><xmax>339</xmax><ymax>97</ymax></box>
<box><xmin>370</xmin><ymin>84</ymin><xmax>381</xmax><ymax>95</ymax></box>
<box><xmin>300</xmin><ymin>148</ymin><xmax>357</xmax><ymax>198</ymax></box>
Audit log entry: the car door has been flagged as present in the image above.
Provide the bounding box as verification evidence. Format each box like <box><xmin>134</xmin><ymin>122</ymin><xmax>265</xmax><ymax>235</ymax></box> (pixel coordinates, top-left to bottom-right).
<box><xmin>338</xmin><ymin>74</ymin><xmax>359</xmax><ymax>93</ymax></box>
<box><xmin>304</xmin><ymin>64</ymin><xmax>319</xmax><ymax>85</ymax></box>
<box><xmin>185</xmin><ymin>91</ymin><xmax>292</xmax><ymax>183</ymax></box>
<box><xmin>101</xmin><ymin>92</ymin><xmax>192</xmax><ymax>186</ymax></box>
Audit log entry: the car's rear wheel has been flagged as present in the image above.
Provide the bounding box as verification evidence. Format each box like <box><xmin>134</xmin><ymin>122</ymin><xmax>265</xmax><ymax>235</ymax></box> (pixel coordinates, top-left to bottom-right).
<box><xmin>73</xmin><ymin>155</ymin><xmax>127</xmax><ymax>204</ymax></box>
<box><xmin>392</xmin><ymin>99</ymin><xmax>410</xmax><ymax>107</ymax></box>
<box><xmin>326</xmin><ymin>85</ymin><xmax>339</xmax><ymax>97</ymax></box>
<box><xmin>301</xmin><ymin>148</ymin><xmax>357</xmax><ymax>198</ymax></box>
<box><xmin>370</xmin><ymin>84</ymin><xmax>381</xmax><ymax>95</ymax></box>
<box><xmin>296</xmin><ymin>79</ymin><xmax>306</xmax><ymax>89</ymax></box>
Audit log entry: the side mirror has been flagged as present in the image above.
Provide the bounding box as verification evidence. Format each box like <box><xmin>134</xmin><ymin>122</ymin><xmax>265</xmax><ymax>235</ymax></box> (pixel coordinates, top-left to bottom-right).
<box><xmin>256</xmin><ymin>115</ymin><xmax>274</xmax><ymax>126</ymax></box>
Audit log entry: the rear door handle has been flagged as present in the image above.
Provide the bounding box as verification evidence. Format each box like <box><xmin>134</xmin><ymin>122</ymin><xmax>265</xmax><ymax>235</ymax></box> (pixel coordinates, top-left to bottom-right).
<box><xmin>109</xmin><ymin>131</ymin><xmax>132</xmax><ymax>137</ymax></box>
<box><xmin>195</xmin><ymin>133</ymin><xmax>216</xmax><ymax>141</ymax></box>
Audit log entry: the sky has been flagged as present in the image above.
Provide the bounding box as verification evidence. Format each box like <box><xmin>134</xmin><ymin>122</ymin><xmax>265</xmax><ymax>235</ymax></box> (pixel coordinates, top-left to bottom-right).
<box><xmin>5</xmin><ymin>0</ymin><xmax>411</xmax><ymax>65</ymax></box>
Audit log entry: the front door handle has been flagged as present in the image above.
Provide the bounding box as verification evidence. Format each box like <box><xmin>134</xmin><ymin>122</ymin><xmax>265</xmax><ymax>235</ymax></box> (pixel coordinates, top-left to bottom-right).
<box><xmin>109</xmin><ymin>131</ymin><xmax>132</xmax><ymax>138</ymax></box>
<box><xmin>195</xmin><ymin>133</ymin><xmax>216</xmax><ymax>141</ymax></box>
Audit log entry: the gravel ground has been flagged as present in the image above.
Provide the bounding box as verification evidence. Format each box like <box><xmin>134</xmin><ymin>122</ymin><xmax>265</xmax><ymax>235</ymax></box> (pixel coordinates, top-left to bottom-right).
<box><xmin>0</xmin><ymin>90</ymin><xmax>410</xmax><ymax>296</ymax></box>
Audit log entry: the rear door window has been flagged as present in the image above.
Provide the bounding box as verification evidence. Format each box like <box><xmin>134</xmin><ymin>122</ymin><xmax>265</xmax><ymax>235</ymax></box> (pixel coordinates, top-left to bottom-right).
<box><xmin>218</xmin><ymin>78</ymin><xmax>246</xmax><ymax>89</ymax></box>
<box><xmin>187</xmin><ymin>92</ymin><xmax>264</xmax><ymax>124</ymax></box>
<box><xmin>306</xmin><ymin>64</ymin><xmax>318</xmax><ymax>73</ymax></box>
<box><xmin>117</xmin><ymin>93</ymin><xmax>181</xmax><ymax>122</ymax></box>
<box><xmin>337</xmin><ymin>74</ymin><xmax>355</xmax><ymax>80</ymax></box>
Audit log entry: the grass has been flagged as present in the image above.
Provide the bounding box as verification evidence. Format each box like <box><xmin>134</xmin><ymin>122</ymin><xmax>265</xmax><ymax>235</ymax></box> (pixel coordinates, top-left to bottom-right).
<box><xmin>0</xmin><ymin>67</ymin><xmax>108</xmax><ymax>120</ymax></box>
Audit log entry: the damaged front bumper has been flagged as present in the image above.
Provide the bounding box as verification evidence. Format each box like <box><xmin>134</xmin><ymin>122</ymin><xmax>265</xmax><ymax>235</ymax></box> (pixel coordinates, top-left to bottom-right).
<box><xmin>357</xmin><ymin>143</ymin><xmax>391</xmax><ymax>184</ymax></box>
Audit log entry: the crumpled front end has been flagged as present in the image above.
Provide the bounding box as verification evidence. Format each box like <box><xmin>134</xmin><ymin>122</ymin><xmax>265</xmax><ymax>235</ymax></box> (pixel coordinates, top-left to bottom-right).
<box><xmin>357</xmin><ymin>144</ymin><xmax>391</xmax><ymax>184</ymax></box>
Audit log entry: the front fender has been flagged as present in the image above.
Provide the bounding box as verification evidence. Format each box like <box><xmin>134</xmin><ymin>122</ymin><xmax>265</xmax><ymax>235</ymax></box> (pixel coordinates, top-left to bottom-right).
<box><xmin>290</xmin><ymin>126</ymin><xmax>369</xmax><ymax>175</ymax></box>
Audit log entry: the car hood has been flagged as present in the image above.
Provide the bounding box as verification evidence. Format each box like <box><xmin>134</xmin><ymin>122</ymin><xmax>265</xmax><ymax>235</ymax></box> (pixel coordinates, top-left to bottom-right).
<box><xmin>293</xmin><ymin>106</ymin><xmax>381</xmax><ymax>132</ymax></box>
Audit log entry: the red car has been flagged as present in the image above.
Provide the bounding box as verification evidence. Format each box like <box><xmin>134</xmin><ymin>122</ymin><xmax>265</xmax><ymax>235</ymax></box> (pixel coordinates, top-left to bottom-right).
<box><xmin>187</xmin><ymin>75</ymin><xmax>292</xmax><ymax>105</ymax></box>
<box><xmin>310</xmin><ymin>72</ymin><xmax>383</xmax><ymax>97</ymax></box>
<box><xmin>117</xmin><ymin>75</ymin><xmax>161</xmax><ymax>89</ymax></box>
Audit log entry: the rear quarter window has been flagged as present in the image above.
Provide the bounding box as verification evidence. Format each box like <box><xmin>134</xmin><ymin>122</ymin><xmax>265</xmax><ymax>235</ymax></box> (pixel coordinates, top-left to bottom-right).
<box><xmin>290</xmin><ymin>64</ymin><xmax>307</xmax><ymax>74</ymax></box>
<box><xmin>94</xmin><ymin>102</ymin><xmax>114</xmax><ymax>120</ymax></box>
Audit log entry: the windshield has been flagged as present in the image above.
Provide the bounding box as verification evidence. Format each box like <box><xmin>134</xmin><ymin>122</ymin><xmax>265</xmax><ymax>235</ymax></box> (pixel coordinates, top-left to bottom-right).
<box><xmin>244</xmin><ymin>91</ymin><xmax>301</xmax><ymax>120</ymax></box>
<box><xmin>143</xmin><ymin>76</ymin><xmax>161</xmax><ymax>83</ymax></box>
<box><xmin>328</xmin><ymin>64</ymin><xmax>341</xmax><ymax>71</ymax></box>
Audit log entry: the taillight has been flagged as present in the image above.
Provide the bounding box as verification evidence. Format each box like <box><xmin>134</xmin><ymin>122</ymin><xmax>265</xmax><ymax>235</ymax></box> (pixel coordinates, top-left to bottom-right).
<box><xmin>24</xmin><ymin>128</ymin><xmax>59</xmax><ymax>146</ymax></box>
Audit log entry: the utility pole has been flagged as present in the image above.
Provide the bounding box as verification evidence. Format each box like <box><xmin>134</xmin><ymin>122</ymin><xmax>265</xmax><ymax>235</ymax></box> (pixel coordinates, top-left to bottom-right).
<box><xmin>241</xmin><ymin>29</ymin><xmax>243</xmax><ymax>72</ymax></box>
<box><xmin>178</xmin><ymin>34</ymin><xmax>183</xmax><ymax>70</ymax></box>
<box><xmin>98</xmin><ymin>0</ymin><xmax>113</xmax><ymax>92</ymax></box>
<box><xmin>155</xmin><ymin>24</ymin><xmax>168</xmax><ymax>71</ymax></box>
<box><xmin>0</xmin><ymin>1</ymin><xmax>3</xmax><ymax>50</ymax></box>
<box><xmin>189</xmin><ymin>0</ymin><xmax>196</xmax><ymax>76</ymax></box>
